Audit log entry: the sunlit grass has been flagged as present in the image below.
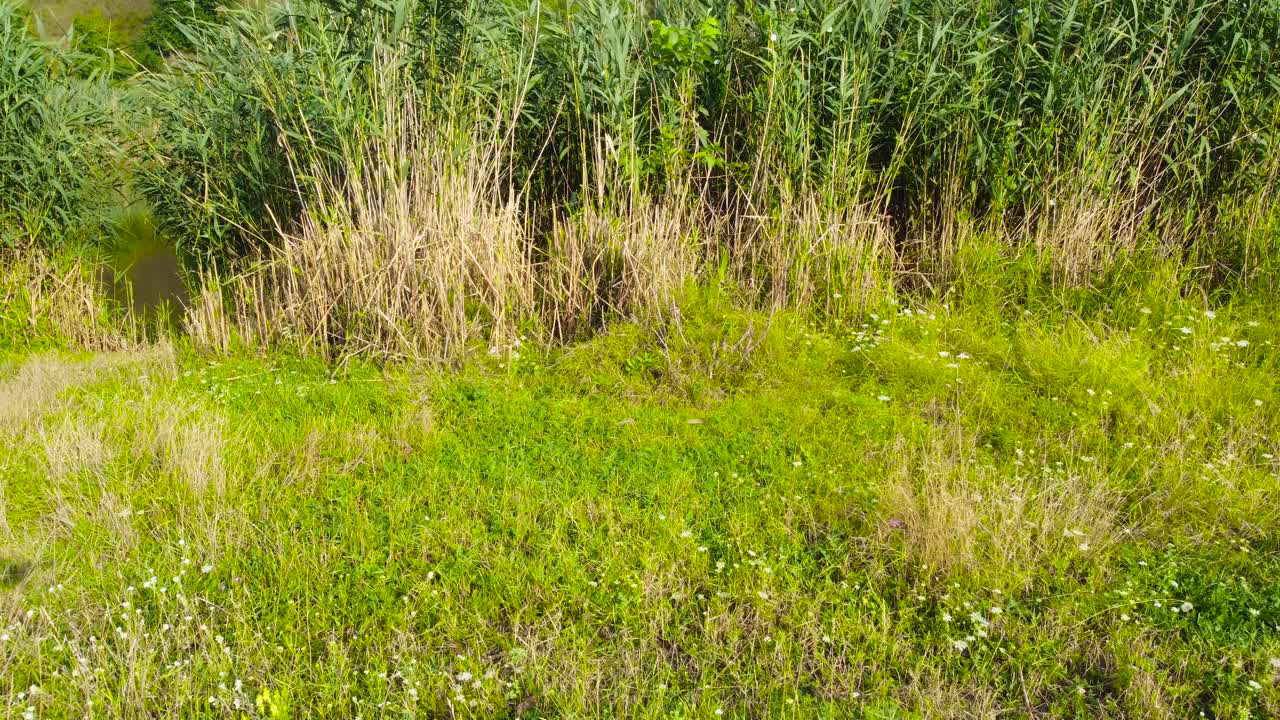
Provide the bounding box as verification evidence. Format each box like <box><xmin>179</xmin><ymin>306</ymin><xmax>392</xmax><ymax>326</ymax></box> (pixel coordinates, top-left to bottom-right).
<box><xmin>1</xmin><ymin>274</ymin><xmax>1277</xmax><ymax>718</ymax></box>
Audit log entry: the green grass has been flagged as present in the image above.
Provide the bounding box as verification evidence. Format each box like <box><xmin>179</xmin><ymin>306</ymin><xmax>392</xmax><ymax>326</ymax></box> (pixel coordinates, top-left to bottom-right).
<box><xmin>2</xmin><ymin>275</ymin><xmax>1278</xmax><ymax>718</ymax></box>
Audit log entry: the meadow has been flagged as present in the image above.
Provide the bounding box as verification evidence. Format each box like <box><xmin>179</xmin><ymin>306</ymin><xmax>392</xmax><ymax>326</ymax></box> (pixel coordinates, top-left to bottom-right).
<box><xmin>4</xmin><ymin>268</ymin><xmax>1280</xmax><ymax>718</ymax></box>
<box><xmin>2</xmin><ymin>0</ymin><xmax>1280</xmax><ymax>717</ymax></box>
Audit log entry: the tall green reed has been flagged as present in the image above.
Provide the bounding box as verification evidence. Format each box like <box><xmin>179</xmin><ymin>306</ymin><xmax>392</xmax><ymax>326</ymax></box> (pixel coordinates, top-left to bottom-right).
<box><xmin>131</xmin><ymin>0</ymin><xmax>1280</xmax><ymax>359</ymax></box>
<box><xmin>0</xmin><ymin>0</ymin><xmax>118</xmax><ymax>248</ymax></box>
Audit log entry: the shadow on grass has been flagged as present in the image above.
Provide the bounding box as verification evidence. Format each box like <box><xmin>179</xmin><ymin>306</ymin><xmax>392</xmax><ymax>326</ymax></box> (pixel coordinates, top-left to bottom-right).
<box><xmin>0</xmin><ymin>556</ymin><xmax>33</xmax><ymax>588</ymax></box>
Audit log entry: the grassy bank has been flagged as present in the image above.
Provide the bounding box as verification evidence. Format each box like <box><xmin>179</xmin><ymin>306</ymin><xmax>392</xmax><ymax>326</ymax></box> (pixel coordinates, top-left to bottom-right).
<box><xmin>2</xmin><ymin>271</ymin><xmax>1279</xmax><ymax>718</ymax></box>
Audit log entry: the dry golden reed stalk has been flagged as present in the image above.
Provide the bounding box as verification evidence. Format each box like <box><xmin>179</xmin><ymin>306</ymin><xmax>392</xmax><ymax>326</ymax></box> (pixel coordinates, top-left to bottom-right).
<box><xmin>737</xmin><ymin>195</ymin><xmax>895</xmax><ymax>314</ymax></box>
<box><xmin>880</xmin><ymin>428</ymin><xmax>1118</xmax><ymax>586</ymax></box>
<box><xmin>187</xmin><ymin>93</ymin><xmax>534</xmax><ymax>362</ymax></box>
<box><xmin>1</xmin><ymin>250</ymin><xmax>141</xmax><ymax>351</ymax></box>
<box><xmin>544</xmin><ymin>195</ymin><xmax>702</xmax><ymax>341</ymax></box>
<box><xmin>178</xmin><ymin>98</ymin><xmax>1215</xmax><ymax>363</ymax></box>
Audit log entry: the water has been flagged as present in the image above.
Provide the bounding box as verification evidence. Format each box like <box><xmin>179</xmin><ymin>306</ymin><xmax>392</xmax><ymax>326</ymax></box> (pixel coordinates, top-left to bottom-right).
<box><xmin>99</xmin><ymin>211</ymin><xmax>190</xmax><ymax>333</ymax></box>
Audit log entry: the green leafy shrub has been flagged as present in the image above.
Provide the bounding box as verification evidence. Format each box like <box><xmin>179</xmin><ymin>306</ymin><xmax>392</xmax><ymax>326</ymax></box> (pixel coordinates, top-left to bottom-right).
<box><xmin>72</xmin><ymin>9</ymin><xmax>150</xmax><ymax>78</ymax></box>
<box><xmin>72</xmin><ymin>10</ymin><xmax>118</xmax><ymax>54</ymax></box>
<box><xmin>137</xmin><ymin>0</ymin><xmax>220</xmax><ymax>57</ymax></box>
<box><xmin>0</xmin><ymin>0</ymin><xmax>116</xmax><ymax>248</ymax></box>
<box><xmin>136</xmin><ymin>7</ymin><xmax>379</xmax><ymax>267</ymax></box>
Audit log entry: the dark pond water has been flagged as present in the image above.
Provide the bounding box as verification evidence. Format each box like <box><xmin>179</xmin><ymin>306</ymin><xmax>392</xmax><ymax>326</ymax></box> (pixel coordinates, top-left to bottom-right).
<box><xmin>98</xmin><ymin>212</ymin><xmax>190</xmax><ymax>332</ymax></box>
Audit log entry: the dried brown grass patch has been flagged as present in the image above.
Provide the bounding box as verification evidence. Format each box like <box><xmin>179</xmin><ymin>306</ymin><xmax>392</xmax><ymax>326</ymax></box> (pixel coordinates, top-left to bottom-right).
<box><xmin>1</xmin><ymin>251</ymin><xmax>141</xmax><ymax>351</ymax></box>
<box><xmin>733</xmin><ymin>196</ymin><xmax>895</xmax><ymax>314</ymax></box>
<box><xmin>880</xmin><ymin>430</ymin><xmax>1118</xmax><ymax>584</ymax></box>
<box><xmin>0</xmin><ymin>345</ymin><xmax>176</xmax><ymax>432</ymax></box>
<box><xmin>544</xmin><ymin>196</ymin><xmax>702</xmax><ymax>341</ymax></box>
<box><xmin>150</xmin><ymin>401</ymin><xmax>228</xmax><ymax>498</ymax></box>
<box><xmin>0</xmin><ymin>354</ymin><xmax>97</xmax><ymax>431</ymax></box>
<box><xmin>186</xmin><ymin>94</ymin><xmax>534</xmax><ymax>362</ymax></box>
<box><xmin>1111</xmin><ymin>634</ymin><xmax>1179</xmax><ymax>720</ymax></box>
<box><xmin>901</xmin><ymin>670</ymin><xmax>1001</xmax><ymax>719</ymax></box>
<box><xmin>38</xmin><ymin>415</ymin><xmax>138</xmax><ymax>552</ymax></box>
<box><xmin>1023</xmin><ymin>190</ymin><xmax>1153</xmax><ymax>288</ymax></box>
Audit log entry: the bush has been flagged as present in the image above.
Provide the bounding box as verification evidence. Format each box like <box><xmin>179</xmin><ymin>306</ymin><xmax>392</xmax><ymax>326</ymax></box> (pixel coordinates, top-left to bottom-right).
<box><xmin>137</xmin><ymin>7</ymin><xmax>377</xmax><ymax>267</ymax></box>
<box><xmin>72</xmin><ymin>9</ymin><xmax>149</xmax><ymax>77</ymax></box>
<box><xmin>0</xmin><ymin>0</ymin><xmax>116</xmax><ymax>248</ymax></box>
<box><xmin>137</xmin><ymin>0</ymin><xmax>220</xmax><ymax>58</ymax></box>
<box><xmin>143</xmin><ymin>0</ymin><xmax>1280</xmax><ymax>257</ymax></box>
